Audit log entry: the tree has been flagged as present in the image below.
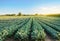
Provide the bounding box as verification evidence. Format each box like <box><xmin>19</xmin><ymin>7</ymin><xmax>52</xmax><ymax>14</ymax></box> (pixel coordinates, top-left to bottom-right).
<box><xmin>17</xmin><ymin>12</ymin><xmax>21</xmax><ymax>16</ymax></box>
<box><xmin>35</xmin><ymin>13</ymin><xmax>38</xmax><ymax>15</ymax></box>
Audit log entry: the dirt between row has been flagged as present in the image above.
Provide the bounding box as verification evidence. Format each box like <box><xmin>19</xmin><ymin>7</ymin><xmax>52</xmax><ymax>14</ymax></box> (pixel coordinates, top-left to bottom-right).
<box><xmin>5</xmin><ymin>35</ymin><xmax>58</xmax><ymax>41</ymax></box>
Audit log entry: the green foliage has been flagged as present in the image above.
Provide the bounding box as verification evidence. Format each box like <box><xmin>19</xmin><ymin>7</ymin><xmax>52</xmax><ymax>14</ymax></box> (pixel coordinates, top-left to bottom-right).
<box><xmin>37</xmin><ymin>18</ymin><xmax>60</xmax><ymax>39</ymax></box>
<box><xmin>15</xmin><ymin>18</ymin><xmax>32</xmax><ymax>40</ymax></box>
<box><xmin>31</xmin><ymin>18</ymin><xmax>46</xmax><ymax>41</ymax></box>
<box><xmin>0</xmin><ymin>16</ymin><xmax>60</xmax><ymax>41</ymax></box>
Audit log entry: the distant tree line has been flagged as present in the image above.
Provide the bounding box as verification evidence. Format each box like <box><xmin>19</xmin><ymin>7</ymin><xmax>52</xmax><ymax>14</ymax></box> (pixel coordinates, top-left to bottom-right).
<box><xmin>0</xmin><ymin>12</ymin><xmax>60</xmax><ymax>17</ymax></box>
<box><xmin>4</xmin><ymin>12</ymin><xmax>22</xmax><ymax>16</ymax></box>
<box><xmin>5</xmin><ymin>14</ymin><xmax>16</xmax><ymax>16</ymax></box>
<box><xmin>1</xmin><ymin>12</ymin><xmax>40</xmax><ymax>16</ymax></box>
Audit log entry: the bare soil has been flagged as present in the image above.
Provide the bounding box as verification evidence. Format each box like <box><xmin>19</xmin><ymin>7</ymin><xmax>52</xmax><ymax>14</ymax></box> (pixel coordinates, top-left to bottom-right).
<box><xmin>5</xmin><ymin>35</ymin><xmax>58</xmax><ymax>41</ymax></box>
<box><xmin>45</xmin><ymin>35</ymin><xmax>57</xmax><ymax>41</ymax></box>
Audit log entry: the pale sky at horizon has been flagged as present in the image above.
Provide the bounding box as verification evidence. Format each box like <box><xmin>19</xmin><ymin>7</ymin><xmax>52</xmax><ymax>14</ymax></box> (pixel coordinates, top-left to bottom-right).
<box><xmin>0</xmin><ymin>0</ymin><xmax>60</xmax><ymax>15</ymax></box>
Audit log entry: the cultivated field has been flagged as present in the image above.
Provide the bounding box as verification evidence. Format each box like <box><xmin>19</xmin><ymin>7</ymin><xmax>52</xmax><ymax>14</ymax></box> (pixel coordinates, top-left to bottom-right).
<box><xmin>0</xmin><ymin>16</ymin><xmax>60</xmax><ymax>41</ymax></box>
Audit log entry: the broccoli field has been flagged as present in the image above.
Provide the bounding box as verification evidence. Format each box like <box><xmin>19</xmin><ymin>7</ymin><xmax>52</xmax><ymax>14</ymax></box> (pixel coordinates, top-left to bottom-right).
<box><xmin>0</xmin><ymin>16</ymin><xmax>60</xmax><ymax>41</ymax></box>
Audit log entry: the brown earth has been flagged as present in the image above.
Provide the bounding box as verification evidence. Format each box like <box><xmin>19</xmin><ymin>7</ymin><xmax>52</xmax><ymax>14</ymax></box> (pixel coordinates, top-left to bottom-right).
<box><xmin>5</xmin><ymin>35</ymin><xmax>58</xmax><ymax>41</ymax></box>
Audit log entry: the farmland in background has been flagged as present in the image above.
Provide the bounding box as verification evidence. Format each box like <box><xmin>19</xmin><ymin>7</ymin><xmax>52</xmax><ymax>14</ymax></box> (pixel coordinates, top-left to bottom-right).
<box><xmin>0</xmin><ymin>15</ymin><xmax>60</xmax><ymax>41</ymax></box>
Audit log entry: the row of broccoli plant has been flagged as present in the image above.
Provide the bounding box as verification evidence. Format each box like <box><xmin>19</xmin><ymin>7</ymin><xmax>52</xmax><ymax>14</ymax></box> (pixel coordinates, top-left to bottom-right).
<box><xmin>36</xmin><ymin>18</ymin><xmax>60</xmax><ymax>40</ymax></box>
<box><xmin>38</xmin><ymin>18</ymin><xmax>60</xmax><ymax>32</ymax></box>
<box><xmin>39</xmin><ymin>17</ymin><xmax>60</xmax><ymax>26</ymax></box>
<box><xmin>31</xmin><ymin>18</ymin><xmax>46</xmax><ymax>41</ymax></box>
<box><xmin>14</xmin><ymin>18</ymin><xmax>32</xmax><ymax>41</ymax></box>
<box><xmin>0</xmin><ymin>18</ymin><xmax>30</xmax><ymax>41</ymax></box>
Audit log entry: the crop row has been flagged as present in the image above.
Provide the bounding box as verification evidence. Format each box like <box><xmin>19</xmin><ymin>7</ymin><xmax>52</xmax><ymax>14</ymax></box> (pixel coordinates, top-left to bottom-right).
<box><xmin>0</xmin><ymin>16</ymin><xmax>60</xmax><ymax>41</ymax></box>
<box><xmin>0</xmin><ymin>17</ymin><xmax>30</xmax><ymax>41</ymax></box>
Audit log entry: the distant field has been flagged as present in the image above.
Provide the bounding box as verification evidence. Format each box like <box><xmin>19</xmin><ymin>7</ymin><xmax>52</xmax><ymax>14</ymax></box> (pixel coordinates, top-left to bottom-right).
<box><xmin>0</xmin><ymin>16</ymin><xmax>60</xmax><ymax>41</ymax></box>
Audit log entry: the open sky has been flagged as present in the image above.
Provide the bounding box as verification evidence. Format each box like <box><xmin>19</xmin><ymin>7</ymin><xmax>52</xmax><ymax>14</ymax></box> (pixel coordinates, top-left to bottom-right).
<box><xmin>0</xmin><ymin>0</ymin><xmax>60</xmax><ymax>15</ymax></box>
